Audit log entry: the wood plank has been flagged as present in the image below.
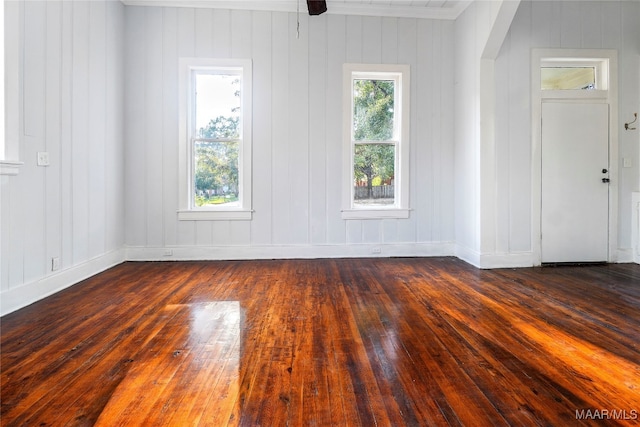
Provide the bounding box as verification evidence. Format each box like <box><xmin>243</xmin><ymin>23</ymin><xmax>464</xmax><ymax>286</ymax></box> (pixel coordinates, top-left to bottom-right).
<box><xmin>2</xmin><ymin>259</ymin><xmax>639</xmax><ymax>426</ymax></box>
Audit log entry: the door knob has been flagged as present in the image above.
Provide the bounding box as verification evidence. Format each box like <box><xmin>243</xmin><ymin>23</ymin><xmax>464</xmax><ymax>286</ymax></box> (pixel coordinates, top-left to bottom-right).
<box><xmin>602</xmin><ymin>178</ymin><xmax>610</xmax><ymax>183</ymax></box>
<box><xmin>602</xmin><ymin>168</ymin><xmax>608</xmax><ymax>173</ymax></box>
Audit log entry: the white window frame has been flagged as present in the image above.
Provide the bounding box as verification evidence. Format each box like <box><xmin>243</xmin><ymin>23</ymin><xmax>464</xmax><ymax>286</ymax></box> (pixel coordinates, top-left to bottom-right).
<box><xmin>178</xmin><ymin>58</ymin><xmax>252</xmax><ymax>221</ymax></box>
<box><xmin>342</xmin><ymin>63</ymin><xmax>410</xmax><ymax>220</ymax></box>
<box><xmin>1</xmin><ymin>0</ymin><xmax>23</xmax><ymax>176</ymax></box>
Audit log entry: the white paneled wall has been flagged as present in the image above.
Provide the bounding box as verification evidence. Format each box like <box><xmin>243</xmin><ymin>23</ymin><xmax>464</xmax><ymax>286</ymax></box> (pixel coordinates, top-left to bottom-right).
<box><xmin>1</xmin><ymin>1</ymin><xmax>125</xmax><ymax>315</ymax></box>
<box><xmin>494</xmin><ymin>0</ymin><xmax>640</xmax><ymax>257</ymax></box>
<box><xmin>124</xmin><ymin>7</ymin><xmax>456</xmax><ymax>258</ymax></box>
<box><xmin>3</xmin><ymin>1</ymin><xmax>637</xmax><ymax>314</ymax></box>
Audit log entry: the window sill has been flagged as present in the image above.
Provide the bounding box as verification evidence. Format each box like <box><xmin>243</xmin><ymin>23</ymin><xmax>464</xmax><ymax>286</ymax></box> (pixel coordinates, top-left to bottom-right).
<box><xmin>341</xmin><ymin>208</ymin><xmax>410</xmax><ymax>220</ymax></box>
<box><xmin>177</xmin><ymin>209</ymin><xmax>253</xmax><ymax>221</ymax></box>
<box><xmin>0</xmin><ymin>160</ymin><xmax>23</xmax><ymax>176</ymax></box>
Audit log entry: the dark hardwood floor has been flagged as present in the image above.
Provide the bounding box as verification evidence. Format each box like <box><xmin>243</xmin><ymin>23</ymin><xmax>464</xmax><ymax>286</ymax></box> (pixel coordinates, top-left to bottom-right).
<box><xmin>1</xmin><ymin>258</ymin><xmax>639</xmax><ymax>426</ymax></box>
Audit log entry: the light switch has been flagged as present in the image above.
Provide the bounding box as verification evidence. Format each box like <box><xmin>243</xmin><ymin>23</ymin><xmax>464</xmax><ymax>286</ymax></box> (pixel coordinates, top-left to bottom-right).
<box><xmin>37</xmin><ymin>152</ymin><xmax>50</xmax><ymax>166</ymax></box>
<box><xmin>623</xmin><ymin>158</ymin><xmax>632</xmax><ymax>168</ymax></box>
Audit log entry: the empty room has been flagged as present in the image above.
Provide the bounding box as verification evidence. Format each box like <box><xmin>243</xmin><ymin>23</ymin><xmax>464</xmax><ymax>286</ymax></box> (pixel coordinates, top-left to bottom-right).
<box><xmin>1</xmin><ymin>0</ymin><xmax>639</xmax><ymax>425</ymax></box>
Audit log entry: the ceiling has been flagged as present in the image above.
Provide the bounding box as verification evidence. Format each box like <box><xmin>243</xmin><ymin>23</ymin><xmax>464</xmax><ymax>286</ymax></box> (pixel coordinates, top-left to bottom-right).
<box><xmin>121</xmin><ymin>0</ymin><xmax>474</xmax><ymax>20</ymax></box>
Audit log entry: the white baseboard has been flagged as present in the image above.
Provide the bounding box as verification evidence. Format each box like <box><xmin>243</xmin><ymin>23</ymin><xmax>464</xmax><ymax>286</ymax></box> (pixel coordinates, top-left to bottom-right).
<box><xmin>480</xmin><ymin>252</ymin><xmax>535</xmax><ymax>269</ymax></box>
<box><xmin>633</xmin><ymin>192</ymin><xmax>640</xmax><ymax>264</ymax></box>
<box><xmin>455</xmin><ymin>244</ymin><xmax>534</xmax><ymax>269</ymax></box>
<box><xmin>125</xmin><ymin>242</ymin><xmax>456</xmax><ymax>262</ymax></box>
<box><xmin>0</xmin><ymin>249</ymin><xmax>125</xmax><ymax>316</ymax></box>
<box><xmin>455</xmin><ymin>244</ymin><xmax>481</xmax><ymax>268</ymax></box>
<box><xmin>616</xmin><ymin>248</ymin><xmax>634</xmax><ymax>263</ymax></box>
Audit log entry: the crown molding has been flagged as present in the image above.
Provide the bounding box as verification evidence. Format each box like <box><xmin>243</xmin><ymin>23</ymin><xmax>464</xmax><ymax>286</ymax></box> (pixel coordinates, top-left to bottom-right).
<box><xmin>120</xmin><ymin>0</ymin><xmax>473</xmax><ymax>20</ymax></box>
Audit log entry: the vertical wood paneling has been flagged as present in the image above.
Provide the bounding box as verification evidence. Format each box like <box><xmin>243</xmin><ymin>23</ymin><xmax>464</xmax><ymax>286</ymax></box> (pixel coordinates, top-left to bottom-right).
<box><xmin>2</xmin><ymin>1</ymin><xmax>125</xmax><ymax>306</ymax></box>
<box><xmin>530</xmin><ymin>1</ymin><xmax>552</xmax><ymax>48</ymax></box>
<box><xmin>45</xmin><ymin>1</ymin><xmax>63</xmax><ymax>269</ymax></box>
<box><xmin>507</xmin><ymin>0</ymin><xmax>530</xmax><ymax>253</ymax></box>
<box><xmin>124</xmin><ymin>6</ymin><xmax>147</xmax><ymax>247</ymax></box>
<box><xmin>440</xmin><ymin>20</ymin><xmax>455</xmax><ymax>242</ymax></box>
<box><xmin>145</xmin><ymin>7</ymin><xmax>165</xmax><ymax>248</ymax></box>
<box><xmin>560</xmin><ymin>2</ymin><xmax>582</xmax><ymax>48</ymax></box>
<box><xmin>162</xmin><ymin>7</ymin><xmax>178</xmax><ymax>248</ymax></box>
<box><xmin>493</xmin><ymin>0</ymin><xmax>639</xmax><ymax>255</ymax></box>
<box><xmin>251</xmin><ymin>11</ymin><xmax>274</xmax><ymax>246</ymax></box>
<box><xmin>175</xmin><ymin>8</ymin><xmax>196</xmax><ymax>246</ymax></box>
<box><xmin>308</xmin><ymin>15</ymin><xmax>327</xmax><ymax>245</ymax></box>
<box><xmin>270</xmin><ymin>12</ymin><xmax>291</xmax><ymax>245</ymax></box>
<box><xmin>71</xmin><ymin>1</ymin><xmax>90</xmax><ymax>264</ymax></box>
<box><xmin>396</xmin><ymin>18</ymin><xmax>418</xmax><ymax>243</ymax></box>
<box><xmin>23</xmin><ymin>1</ymin><xmax>46</xmax><ymax>139</ymax></box>
<box><xmin>21</xmin><ymin>0</ymin><xmax>47</xmax><ymax>282</ymax></box>
<box><xmin>123</xmin><ymin>6</ymin><xmax>458</xmax><ymax>254</ymax></box>
<box><xmin>619</xmin><ymin>0</ymin><xmax>640</xmax><ymax>250</ymax></box>
<box><xmin>344</xmin><ymin>15</ymin><xmax>363</xmax><ymax>244</ymax></box>
<box><xmin>362</xmin><ymin>17</ymin><xmax>382</xmax><ymax>64</ymax></box>
<box><xmin>212</xmin><ymin>9</ymin><xmax>231</xmax><ymax>58</ymax></box>
<box><xmin>325</xmin><ymin>14</ymin><xmax>347</xmax><ymax>245</ymax></box>
<box><xmin>288</xmin><ymin>12</ymin><xmax>310</xmax><ymax>245</ymax></box>
<box><xmin>581</xmin><ymin>2</ymin><xmax>602</xmax><ymax>48</ymax></box>
<box><xmin>88</xmin><ymin>1</ymin><xmax>107</xmax><ymax>259</ymax></box>
<box><xmin>228</xmin><ymin>9</ymin><xmax>253</xmax><ymax>246</ymax></box>
<box><xmin>494</xmin><ymin>36</ymin><xmax>510</xmax><ymax>254</ymax></box>
<box><xmin>416</xmin><ymin>18</ymin><xmax>433</xmax><ymax>243</ymax></box>
<box><xmin>601</xmin><ymin>2</ymin><xmax>621</xmax><ymax>48</ymax></box>
<box><xmin>0</xmin><ymin>176</ymin><xmax>10</xmax><ymax>291</ymax></box>
<box><xmin>106</xmin><ymin>0</ymin><xmax>125</xmax><ymax>252</ymax></box>
<box><xmin>60</xmin><ymin>1</ymin><xmax>74</xmax><ymax>269</ymax></box>
<box><xmin>381</xmin><ymin>17</ymin><xmax>397</xmax><ymax>64</ymax></box>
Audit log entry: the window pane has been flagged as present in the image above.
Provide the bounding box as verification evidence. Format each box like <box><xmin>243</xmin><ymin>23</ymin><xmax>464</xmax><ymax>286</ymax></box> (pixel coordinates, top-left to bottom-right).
<box><xmin>541</xmin><ymin>67</ymin><xmax>596</xmax><ymax>90</ymax></box>
<box><xmin>353</xmin><ymin>79</ymin><xmax>395</xmax><ymax>141</ymax></box>
<box><xmin>194</xmin><ymin>140</ymin><xmax>239</xmax><ymax>207</ymax></box>
<box><xmin>195</xmin><ymin>73</ymin><xmax>241</xmax><ymax>138</ymax></box>
<box><xmin>353</xmin><ymin>143</ymin><xmax>395</xmax><ymax>207</ymax></box>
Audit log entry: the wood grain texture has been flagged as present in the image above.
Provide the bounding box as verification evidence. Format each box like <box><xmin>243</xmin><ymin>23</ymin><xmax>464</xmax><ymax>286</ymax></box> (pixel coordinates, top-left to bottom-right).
<box><xmin>2</xmin><ymin>258</ymin><xmax>639</xmax><ymax>426</ymax></box>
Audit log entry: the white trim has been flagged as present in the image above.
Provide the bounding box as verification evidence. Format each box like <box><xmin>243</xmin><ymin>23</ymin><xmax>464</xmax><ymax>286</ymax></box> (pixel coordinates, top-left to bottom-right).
<box><xmin>342</xmin><ymin>63</ymin><xmax>410</xmax><ymax>220</ymax></box>
<box><xmin>0</xmin><ymin>0</ymin><xmax>4</xmax><ymax>162</ymax></box>
<box><xmin>177</xmin><ymin>209</ymin><xmax>253</xmax><ymax>221</ymax></box>
<box><xmin>479</xmin><ymin>252</ymin><xmax>534</xmax><ymax>269</ymax></box>
<box><xmin>0</xmin><ymin>249</ymin><xmax>125</xmax><ymax>316</ymax></box>
<box><xmin>178</xmin><ymin>58</ymin><xmax>253</xmax><ymax>221</ymax></box>
<box><xmin>616</xmin><ymin>248</ymin><xmax>633</xmax><ymax>264</ymax></box>
<box><xmin>531</xmin><ymin>49</ymin><xmax>619</xmax><ymax>266</ymax></box>
<box><xmin>125</xmin><ymin>242</ymin><xmax>455</xmax><ymax>262</ymax></box>
<box><xmin>120</xmin><ymin>1</ymin><xmax>472</xmax><ymax>20</ymax></box>
<box><xmin>341</xmin><ymin>208</ymin><xmax>410</xmax><ymax>220</ymax></box>
<box><xmin>2</xmin><ymin>0</ymin><xmax>21</xmax><ymax>167</ymax></box>
<box><xmin>455</xmin><ymin>244</ymin><xmax>534</xmax><ymax>269</ymax></box>
<box><xmin>0</xmin><ymin>160</ymin><xmax>23</xmax><ymax>176</ymax></box>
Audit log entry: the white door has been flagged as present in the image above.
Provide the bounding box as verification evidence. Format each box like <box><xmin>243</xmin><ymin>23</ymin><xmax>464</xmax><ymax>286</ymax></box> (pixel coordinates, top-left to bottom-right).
<box><xmin>541</xmin><ymin>102</ymin><xmax>609</xmax><ymax>263</ymax></box>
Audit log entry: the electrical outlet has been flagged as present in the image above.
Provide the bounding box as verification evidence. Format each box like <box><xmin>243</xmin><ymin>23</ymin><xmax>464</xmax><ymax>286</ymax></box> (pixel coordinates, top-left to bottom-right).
<box><xmin>51</xmin><ymin>257</ymin><xmax>60</xmax><ymax>271</ymax></box>
<box><xmin>163</xmin><ymin>249</ymin><xmax>173</xmax><ymax>257</ymax></box>
<box><xmin>37</xmin><ymin>152</ymin><xmax>50</xmax><ymax>166</ymax></box>
<box><xmin>371</xmin><ymin>247</ymin><xmax>382</xmax><ymax>254</ymax></box>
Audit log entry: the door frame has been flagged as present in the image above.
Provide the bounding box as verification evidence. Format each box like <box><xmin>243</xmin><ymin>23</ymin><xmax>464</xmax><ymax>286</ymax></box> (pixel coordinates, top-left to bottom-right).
<box><xmin>531</xmin><ymin>48</ymin><xmax>619</xmax><ymax>265</ymax></box>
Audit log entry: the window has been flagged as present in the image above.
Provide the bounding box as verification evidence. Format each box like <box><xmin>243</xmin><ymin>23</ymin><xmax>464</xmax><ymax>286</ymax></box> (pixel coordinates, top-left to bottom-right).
<box><xmin>179</xmin><ymin>58</ymin><xmax>252</xmax><ymax>220</ymax></box>
<box><xmin>539</xmin><ymin>58</ymin><xmax>609</xmax><ymax>92</ymax></box>
<box><xmin>0</xmin><ymin>0</ymin><xmax>23</xmax><ymax>176</ymax></box>
<box><xmin>541</xmin><ymin>67</ymin><xmax>596</xmax><ymax>90</ymax></box>
<box><xmin>342</xmin><ymin>64</ymin><xmax>410</xmax><ymax>219</ymax></box>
